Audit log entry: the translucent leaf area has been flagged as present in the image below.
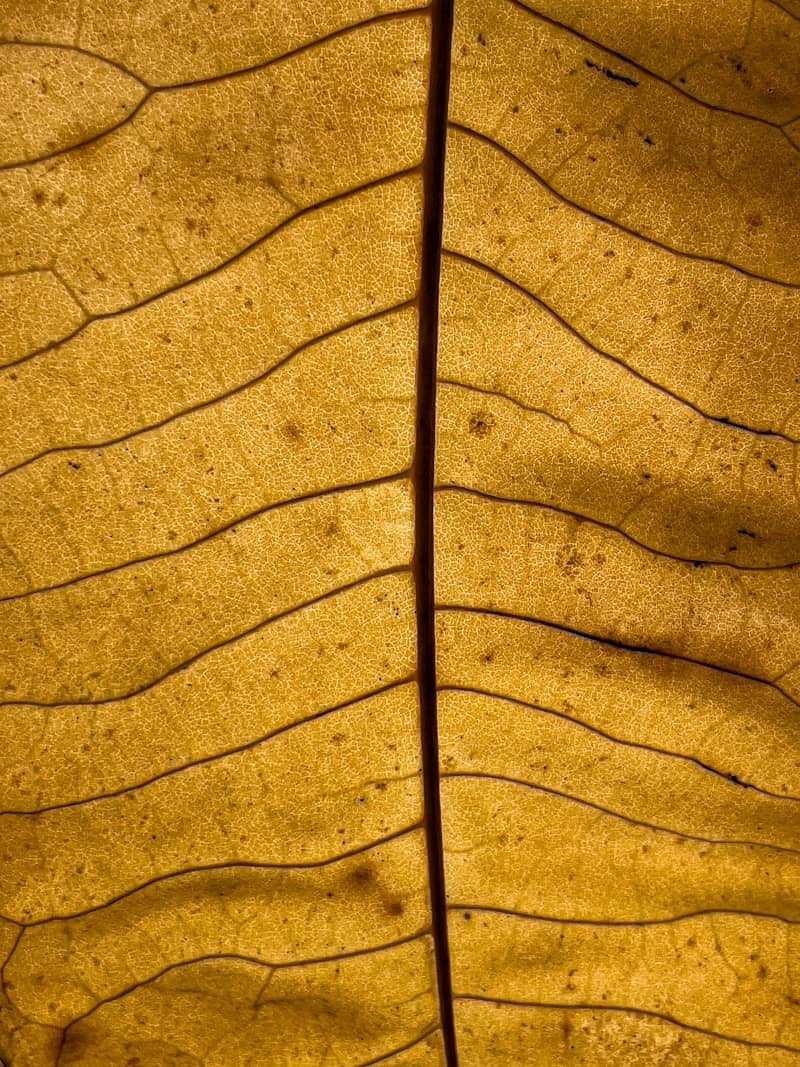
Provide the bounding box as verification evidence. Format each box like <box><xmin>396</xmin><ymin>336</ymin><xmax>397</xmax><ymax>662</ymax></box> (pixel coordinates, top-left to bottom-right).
<box><xmin>1</xmin><ymin>0</ymin><xmax>799</xmax><ymax>1063</ymax></box>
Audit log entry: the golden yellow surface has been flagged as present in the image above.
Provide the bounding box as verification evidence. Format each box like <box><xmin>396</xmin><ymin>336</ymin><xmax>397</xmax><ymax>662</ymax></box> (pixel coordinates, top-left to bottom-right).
<box><xmin>1</xmin><ymin>0</ymin><xmax>799</xmax><ymax>1063</ymax></box>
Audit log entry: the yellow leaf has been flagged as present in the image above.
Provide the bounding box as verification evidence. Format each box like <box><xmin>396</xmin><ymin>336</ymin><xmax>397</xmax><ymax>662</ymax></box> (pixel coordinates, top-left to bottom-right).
<box><xmin>1</xmin><ymin>0</ymin><xmax>798</xmax><ymax>1063</ymax></box>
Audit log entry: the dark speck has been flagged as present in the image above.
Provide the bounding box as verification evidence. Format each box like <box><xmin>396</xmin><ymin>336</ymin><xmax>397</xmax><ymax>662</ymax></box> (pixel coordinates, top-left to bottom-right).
<box><xmin>584</xmin><ymin>57</ymin><xmax>638</xmax><ymax>88</ymax></box>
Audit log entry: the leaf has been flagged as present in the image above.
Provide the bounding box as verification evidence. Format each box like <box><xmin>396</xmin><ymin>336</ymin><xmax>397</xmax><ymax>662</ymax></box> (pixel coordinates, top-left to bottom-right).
<box><xmin>0</xmin><ymin>0</ymin><xmax>798</xmax><ymax>1064</ymax></box>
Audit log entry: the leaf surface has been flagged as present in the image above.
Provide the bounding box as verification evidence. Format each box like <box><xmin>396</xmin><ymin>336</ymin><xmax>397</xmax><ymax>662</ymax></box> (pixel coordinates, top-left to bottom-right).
<box><xmin>1</xmin><ymin>0</ymin><xmax>799</xmax><ymax>1064</ymax></box>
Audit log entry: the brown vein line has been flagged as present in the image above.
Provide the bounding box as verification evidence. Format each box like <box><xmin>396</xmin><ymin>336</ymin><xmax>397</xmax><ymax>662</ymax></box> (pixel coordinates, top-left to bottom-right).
<box><xmin>0</xmin><ymin>9</ymin><xmax>428</xmax><ymax>172</ymax></box>
<box><xmin>454</xmin><ymin>996</ymin><xmax>800</xmax><ymax>1053</ymax></box>
<box><xmin>439</xmin><ymin>377</ymin><xmax>598</xmax><ymax>446</ymax></box>
<box><xmin>437</xmin><ymin>685</ymin><xmax>800</xmax><ymax>802</ymax></box>
<box><xmin>447</xmin><ymin>903</ymin><xmax>800</xmax><ymax>926</ymax></box>
<box><xmin>0</xmin><ymin>566</ymin><xmax>410</xmax><ymax>709</ymax></box>
<box><xmin>765</xmin><ymin>0</ymin><xmax>800</xmax><ymax>21</ymax></box>
<box><xmin>1</xmin><ymin>302</ymin><xmax>415</xmax><ymax>480</ymax></box>
<box><xmin>0</xmin><ymin>39</ymin><xmax>148</xmax><ymax>83</ymax></box>
<box><xmin>358</xmin><ymin>1029</ymin><xmax>440</xmax><ymax>1067</ymax></box>
<box><xmin>0</xmin><ymin>470</ymin><xmax>409</xmax><ymax>602</ymax></box>
<box><xmin>434</xmin><ymin>482</ymin><xmax>800</xmax><ymax>572</ymax></box>
<box><xmin>9</xmin><ymin>824</ymin><xmax>423</xmax><ymax>927</ymax></box>
<box><xmin>449</xmin><ymin>123</ymin><xmax>800</xmax><ymax>290</ymax></box>
<box><xmin>2</xmin><ymin>166</ymin><xmax>420</xmax><ymax>371</ymax></box>
<box><xmin>441</xmin><ymin>771</ymin><xmax>800</xmax><ymax>854</ymax></box>
<box><xmin>0</xmin><ymin>927</ymin><xmax>23</xmax><ymax>992</ymax></box>
<box><xmin>444</xmin><ymin>250</ymin><xmax>800</xmax><ymax>443</ymax></box>
<box><xmin>415</xmin><ymin>1</ymin><xmax>457</xmax><ymax>1064</ymax></box>
<box><xmin>435</xmin><ymin>604</ymin><xmax>800</xmax><ymax>711</ymax></box>
<box><xmin>58</xmin><ymin>935</ymin><xmax>430</xmax><ymax>1028</ymax></box>
<box><xmin>0</xmin><ymin>93</ymin><xmax>153</xmax><ymax>172</ymax></box>
<box><xmin>507</xmin><ymin>0</ymin><xmax>800</xmax><ymax>138</ymax></box>
<box><xmin>148</xmin><ymin>7</ymin><xmax>430</xmax><ymax>92</ymax></box>
<box><xmin>2</xmin><ymin>679</ymin><xmax>416</xmax><ymax>815</ymax></box>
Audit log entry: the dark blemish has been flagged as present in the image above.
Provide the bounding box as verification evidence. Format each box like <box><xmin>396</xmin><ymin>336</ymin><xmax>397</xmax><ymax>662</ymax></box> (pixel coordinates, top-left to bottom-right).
<box><xmin>32</xmin><ymin>188</ymin><xmax>47</xmax><ymax>205</ymax></box>
<box><xmin>477</xmin><ymin>32</ymin><xmax>486</xmax><ymax>46</ymax></box>
<box><xmin>67</xmin><ymin>461</ymin><xmax>80</xmax><ymax>471</ymax></box>
<box><xmin>726</xmin><ymin>772</ymin><xmax>747</xmax><ymax>788</ymax></box>
<box><xmin>737</xmin><ymin>529</ymin><xmax>756</xmax><ymax>539</ymax></box>
<box><xmin>512</xmin><ymin>104</ymin><xmax>520</xmax><ymax>113</ymax></box>
<box><xmin>462</xmin><ymin>911</ymin><xmax>472</xmax><ymax>920</ymax></box>
<box><xmin>746</xmin><ymin>213</ymin><xmax>763</xmax><ymax>229</ymax></box>
<box><xmin>468</xmin><ymin>411</ymin><xmax>495</xmax><ymax>437</ymax></box>
<box><xmin>691</xmin><ymin>561</ymin><xmax>705</xmax><ymax>569</ymax></box>
<box><xmin>349</xmin><ymin>864</ymin><xmax>375</xmax><ymax>887</ymax></box>
<box><xmin>680</xmin><ymin>320</ymin><xmax>693</xmax><ymax>333</ymax></box>
<box><xmin>768</xmin><ymin>460</ymin><xmax>778</xmax><ymax>471</ymax></box>
<box><xmin>282</xmin><ymin>421</ymin><xmax>303</xmax><ymax>441</ymax></box>
<box><xmin>583</xmin><ymin>58</ymin><xmax>639</xmax><ymax>88</ymax></box>
<box><xmin>386</xmin><ymin>898</ymin><xmax>405</xmax><ymax>916</ymax></box>
<box><xmin>642</xmin><ymin>134</ymin><xmax>654</xmax><ymax>145</ymax></box>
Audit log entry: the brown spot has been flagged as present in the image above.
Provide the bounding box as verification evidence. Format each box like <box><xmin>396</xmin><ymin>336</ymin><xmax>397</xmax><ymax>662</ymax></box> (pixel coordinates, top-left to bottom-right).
<box><xmin>349</xmin><ymin>864</ymin><xmax>375</xmax><ymax>888</ymax></box>
<box><xmin>746</xmin><ymin>213</ymin><xmax>763</xmax><ymax>229</ymax></box>
<box><xmin>385</xmin><ymin>898</ymin><xmax>405</xmax><ymax>916</ymax></box>
<box><xmin>556</xmin><ymin>545</ymin><xmax>583</xmax><ymax>576</ymax></box>
<box><xmin>282</xmin><ymin>421</ymin><xmax>303</xmax><ymax>442</ymax></box>
<box><xmin>468</xmin><ymin>411</ymin><xmax>495</xmax><ymax>437</ymax></box>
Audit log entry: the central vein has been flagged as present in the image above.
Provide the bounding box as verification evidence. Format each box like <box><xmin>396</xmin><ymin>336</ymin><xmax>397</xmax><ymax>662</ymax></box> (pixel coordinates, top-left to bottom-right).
<box><xmin>413</xmin><ymin>1</ymin><xmax>457</xmax><ymax>1063</ymax></box>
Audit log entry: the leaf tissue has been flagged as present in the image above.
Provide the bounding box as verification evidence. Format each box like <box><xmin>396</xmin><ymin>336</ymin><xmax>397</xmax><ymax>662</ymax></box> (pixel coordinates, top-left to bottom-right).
<box><xmin>1</xmin><ymin>0</ymin><xmax>799</xmax><ymax>1062</ymax></box>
